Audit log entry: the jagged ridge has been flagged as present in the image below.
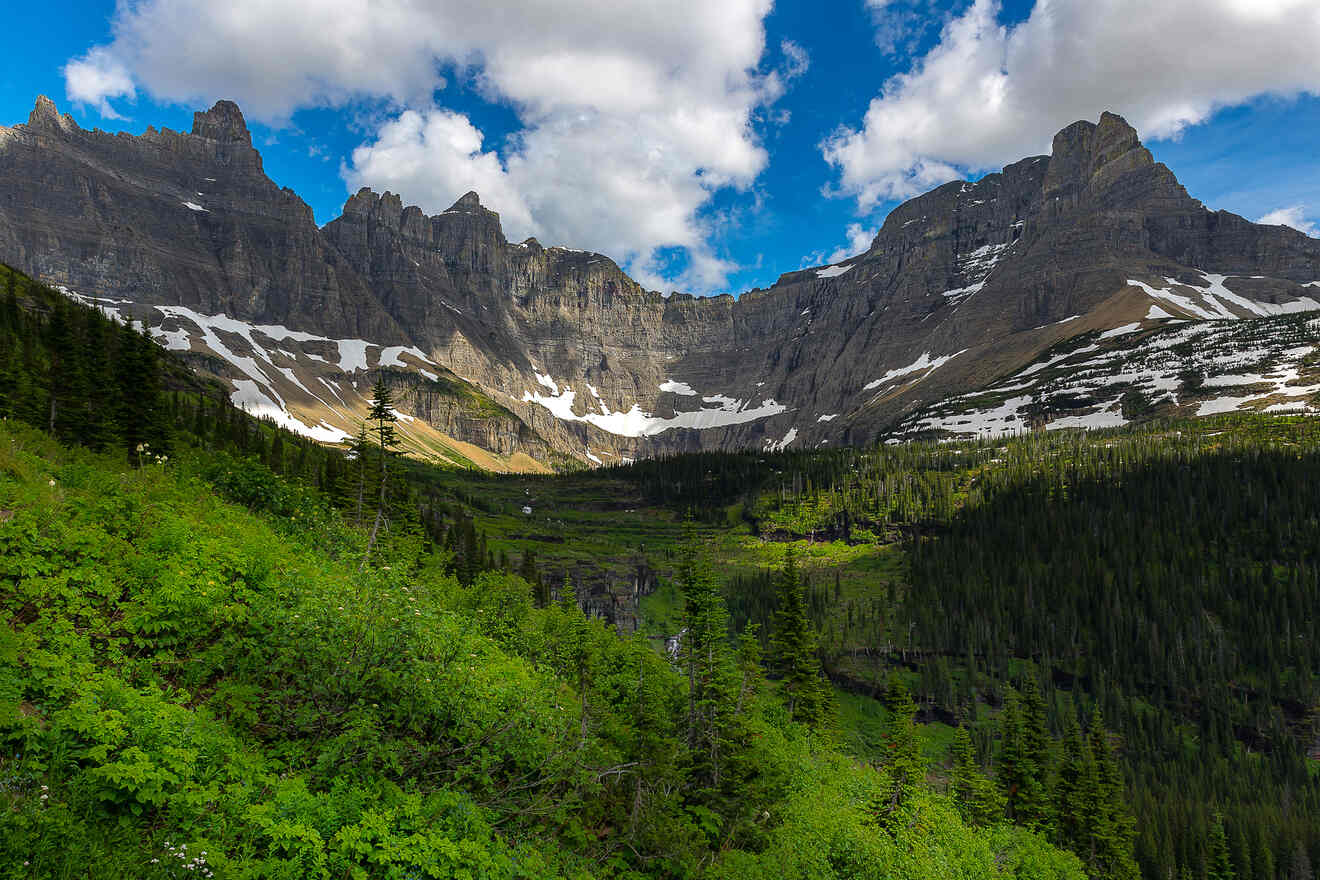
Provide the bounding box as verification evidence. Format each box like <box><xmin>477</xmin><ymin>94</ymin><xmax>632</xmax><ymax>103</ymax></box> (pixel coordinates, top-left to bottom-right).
<box><xmin>1</xmin><ymin>97</ymin><xmax>1318</xmax><ymax>466</ymax></box>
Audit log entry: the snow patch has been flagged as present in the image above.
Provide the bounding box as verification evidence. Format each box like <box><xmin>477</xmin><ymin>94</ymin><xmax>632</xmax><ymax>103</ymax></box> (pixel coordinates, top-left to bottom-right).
<box><xmin>1099</xmin><ymin>322</ymin><xmax>1142</xmax><ymax>340</ymax></box>
<box><xmin>864</xmin><ymin>350</ymin><xmax>965</xmax><ymax>391</ymax></box>
<box><xmin>911</xmin><ymin>395</ymin><xmax>1033</xmax><ymax>439</ymax></box>
<box><xmin>152</xmin><ymin>326</ymin><xmax>191</xmax><ymax>351</ymax></box>
<box><xmin>815</xmin><ymin>264</ymin><xmax>853</xmax><ymax>279</ymax></box>
<box><xmin>942</xmin><ymin>281</ymin><xmax>985</xmax><ymax>306</ymax></box>
<box><xmin>231</xmin><ymin>380</ymin><xmax>351</xmax><ymax>443</ymax></box>
<box><xmin>817</xmin><ymin>413</ymin><xmax>838</xmax><ymax>422</ymax></box>
<box><xmin>379</xmin><ymin>345</ymin><xmax>431</xmax><ymax>369</ymax></box>
<box><xmin>336</xmin><ymin>339</ymin><xmax>372</xmax><ymax>373</ymax></box>
<box><xmin>659</xmin><ymin>379</ymin><xmax>698</xmax><ymax>395</ymax></box>
<box><xmin>182</xmin><ymin>201</ymin><xmax>208</xmax><ymax>212</ymax></box>
<box><xmin>765</xmin><ymin>427</ymin><xmax>798</xmax><ymax>452</ymax></box>
<box><xmin>1045</xmin><ymin>399</ymin><xmax>1128</xmax><ymax>431</ymax></box>
<box><xmin>522</xmin><ymin>384</ymin><xmax>788</xmax><ymax>437</ymax></box>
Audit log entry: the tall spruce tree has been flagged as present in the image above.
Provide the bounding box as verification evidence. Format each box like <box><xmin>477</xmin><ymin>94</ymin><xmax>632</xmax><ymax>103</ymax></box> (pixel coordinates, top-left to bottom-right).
<box><xmin>997</xmin><ymin>675</ymin><xmax>1054</xmax><ymax>832</ymax></box>
<box><xmin>768</xmin><ymin>547</ymin><xmax>828</xmax><ymax>727</ymax></box>
<box><xmin>361</xmin><ymin>378</ymin><xmax>400</xmax><ymax>566</ymax></box>
<box><xmin>1087</xmin><ymin>705</ymin><xmax>1139</xmax><ymax>880</ymax></box>
<box><xmin>1208</xmin><ymin>813</ymin><xmax>1235</xmax><ymax>880</ymax></box>
<box><xmin>676</xmin><ymin>525</ymin><xmax>740</xmax><ymax>793</ymax></box>
<box><xmin>951</xmin><ymin>723</ymin><xmax>1004</xmax><ymax>826</ymax></box>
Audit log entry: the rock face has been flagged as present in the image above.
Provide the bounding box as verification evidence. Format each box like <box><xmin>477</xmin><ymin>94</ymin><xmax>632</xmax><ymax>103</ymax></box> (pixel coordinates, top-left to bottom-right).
<box><xmin>2</xmin><ymin>97</ymin><xmax>1318</xmax><ymax>466</ymax></box>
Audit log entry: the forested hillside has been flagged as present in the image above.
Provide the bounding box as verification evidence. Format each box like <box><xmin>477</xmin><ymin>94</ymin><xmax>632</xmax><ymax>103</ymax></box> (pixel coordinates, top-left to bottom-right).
<box><xmin>425</xmin><ymin>425</ymin><xmax>1320</xmax><ymax>879</ymax></box>
<box><xmin>0</xmin><ymin>266</ymin><xmax>1088</xmax><ymax>876</ymax></box>
<box><xmin>2</xmin><ymin>261</ymin><xmax>1317</xmax><ymax>879</ymax></box>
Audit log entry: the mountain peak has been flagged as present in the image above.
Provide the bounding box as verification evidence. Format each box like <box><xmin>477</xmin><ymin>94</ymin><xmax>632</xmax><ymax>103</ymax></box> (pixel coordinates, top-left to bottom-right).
<box><xmin>450</xmin><ymin>191</ymin><xmax>482</xmax><ymax>212</ymax></box>
<box><xmin>27</xmin><ymin>95</ymin><xmax>77</xmax><ymax>134</ymax></box>
<box><xmin>1043</xmin><ymin>109</ymin><xmax>1155</xmax><ymax>204</ymax></box>
<box><xmin>191</xmin><ymin>100</ymin><xmax>251</xmax><ymax>145</ymax></box>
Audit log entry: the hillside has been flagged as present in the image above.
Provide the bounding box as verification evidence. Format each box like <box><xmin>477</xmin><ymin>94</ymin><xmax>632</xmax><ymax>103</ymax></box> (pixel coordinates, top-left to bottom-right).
<box><xmin>415</xmin><ymin>416</ymin><xmax>1320</xmax><ymax>880</ymax></box>
<box><xmin>0</xmin><ymin>274</ymin><xmax>1088</xmax><ymax>878</ymax></box>
<box><xmin>890</xmin><ymin>309</ymin><xmax>1320</xmax><ymax>439</ymax></box>
<box><xmin>2</xmin><ymin>99</ymin><xmax>1317</xmax><ymax>466</ymax></box>
<box><xmin>3</xmin><ymin>248</ymin><xmax>1318</xmax><ymax>880</ymax></box>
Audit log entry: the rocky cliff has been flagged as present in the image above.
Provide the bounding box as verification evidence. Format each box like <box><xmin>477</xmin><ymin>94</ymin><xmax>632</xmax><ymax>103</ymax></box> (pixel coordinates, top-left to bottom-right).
<box><xmin>2</xmin><ymin>98</ymin><xmax>1318</xmax><ymax>467</ymax></box>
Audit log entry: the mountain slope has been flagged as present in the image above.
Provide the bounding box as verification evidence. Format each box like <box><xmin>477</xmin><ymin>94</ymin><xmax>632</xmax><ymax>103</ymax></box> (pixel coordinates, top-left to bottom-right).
<box><xmin>1</xmin><ymin>99</ymin><xmax>1317</xmax><ymax>465</ymax></box>
<box><xmin>891</xmin><ymin>310</ymin><xmax>1320</xmax><ymax>439</ymax></box>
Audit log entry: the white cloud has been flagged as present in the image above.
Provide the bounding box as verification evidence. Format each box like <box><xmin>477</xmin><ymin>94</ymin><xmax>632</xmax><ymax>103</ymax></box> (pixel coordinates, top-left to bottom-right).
<box><xmin>1256</xmin><ymin>205</ymin><xmax>1318</xmax><ymax>237</ymax></box>
<box><xmin>63</xmin><ymin>0</ymin><xmax>790</xmax><ymax>292</ymax></box>
<box><xmin>342</xmin><ymin>109</ymin><xmax>534</xmax><ymax>237</ymax></box>
<box><xmin>826</xmin><ymin>223</ymin><xmax>880</xmax><ymax>264</ymax></box>
<box><xmin>63</xmin><ymin>47</ymin><xmax>135</xmax><ymax>119</ymax></box>
<box><xmin>826</xmin><ymin>0</ymin><xmax>1320</xmax><ymax>210</ymax></box>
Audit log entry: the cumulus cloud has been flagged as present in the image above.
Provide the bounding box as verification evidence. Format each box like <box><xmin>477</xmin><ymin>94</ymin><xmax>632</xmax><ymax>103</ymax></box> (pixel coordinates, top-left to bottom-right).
<box><xmin>64</xmin><ymin>0</ymin><xmax>789</xmax><ymax>291</ymax></box>
<box><xmin>826</xmin><ymin>223</ymin><xmax>880</xmax><ymax>264</ymax></box>
<box><xmin>1256</xmin><ymin>206</ymin><xmax>1318</xmax><ymax>237</ymax></box>
<box><xmin>342</xmin><ymin>109</ymin><xmax>534</xmax><ymax>237</ymax></box>
<box><xmin>826</xmin><ymin>0</ymin><xmax>1320</xmax><ymax>210</ymax></box>
<box><xmin>63</xmin><ymin>47</ymin><xmax>135</xmax><ymax>119</ymax></box>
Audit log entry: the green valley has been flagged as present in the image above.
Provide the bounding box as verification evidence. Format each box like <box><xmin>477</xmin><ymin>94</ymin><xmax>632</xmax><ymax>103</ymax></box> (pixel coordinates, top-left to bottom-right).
<box><xmin>1</xmin><ymin>263</ymin><xmax>1317</xmax><ymax>879</ymax></box>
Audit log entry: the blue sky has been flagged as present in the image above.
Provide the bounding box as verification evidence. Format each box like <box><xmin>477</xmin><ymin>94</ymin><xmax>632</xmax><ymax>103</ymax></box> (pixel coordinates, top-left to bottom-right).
<box><xmin>3</xmin><ymin>0</ymin><xmax>1319</xmax><ymax>296</ymax></box>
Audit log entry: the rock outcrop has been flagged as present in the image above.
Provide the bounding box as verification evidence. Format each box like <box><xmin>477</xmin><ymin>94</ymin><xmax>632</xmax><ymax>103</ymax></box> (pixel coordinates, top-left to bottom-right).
<box><xmin>2</xmin><ymin>97</ymin><xmax>1318</xmax><ymax>466</ymax></box>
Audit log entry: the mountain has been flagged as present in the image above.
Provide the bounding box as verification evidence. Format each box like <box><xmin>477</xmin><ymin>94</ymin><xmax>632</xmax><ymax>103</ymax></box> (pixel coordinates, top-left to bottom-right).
<box><xmin>2</xmin><ymin>97</ymin><xmax>1318</xmax><ymax>467</ymax></box>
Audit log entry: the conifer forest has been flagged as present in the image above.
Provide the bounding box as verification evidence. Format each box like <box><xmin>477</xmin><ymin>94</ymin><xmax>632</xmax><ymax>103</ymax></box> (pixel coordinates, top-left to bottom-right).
<box><xmin>1</xmin><ymin>261</ymin><xmax>1317</xmax><ymax>879</ymax></box>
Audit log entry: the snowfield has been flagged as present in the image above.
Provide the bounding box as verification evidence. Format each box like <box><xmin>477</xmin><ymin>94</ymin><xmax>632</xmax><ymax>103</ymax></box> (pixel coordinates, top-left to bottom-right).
<box><xmin>893</xmin><ymin>312</ymin><xmax>1320</xmax><ymax>440</ymax></box>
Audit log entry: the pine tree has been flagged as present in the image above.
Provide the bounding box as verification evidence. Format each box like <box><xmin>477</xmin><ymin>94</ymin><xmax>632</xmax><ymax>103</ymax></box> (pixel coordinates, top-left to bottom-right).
<box><xmin>951</xmin><ymin>722</ymin><xmax>1004</xmax><ymax>826</ymax></box>
<box><xmin>768</xmin><ymin>547</ymin><xmax>828</xmax><ymax>727</ymax></box>
<box><xmin>361</xmin><ymin>378</ymin><xmax>400</xmax><ymax>566</ymax></box>
<box><xmin>44</xmin><ymin>299</ymin><xmax>78</xmax><ymax>437</ymax></box>
<box><xmin>999</xmin><ymin>683</ymin><xmax>1052</xmax><ymax>832</ymax></box>
<box><xmin>1252</xmin><ymin>826</ymin><xmax>1275</xmax><ymax>880</ymax></box>
<box><xmin>1208</xmin><ymin>813</ymin><xmax>1235</xmax><ymax>880</ymax></box>
<box><xmin>675</xmin><ymin>525</ymin><xmax>740</xmax><ymax>792</ymax></box>
<box><xmin>1017</xmin><ymin>675</ymin><xmax>1053</xmax><ymax>831</ymax></box>
<box><xmin>1087</xmin><ymin>705</ymin><xmax>1140</xmax><ymax>880</ymax></box>
<box><xmin>519</xmin><ymin>550</ymin><xmax>547</xmax><ymax>607</ymax></box>
<box><xmin>1054</xmin><ymin>710</ymin><xmax>1105</xmax><ymax>859</ymax></box>
<box><xmin>79</xmin><ymin>309</ymin><xmax>114</xmax><ymax>450</ymax></box>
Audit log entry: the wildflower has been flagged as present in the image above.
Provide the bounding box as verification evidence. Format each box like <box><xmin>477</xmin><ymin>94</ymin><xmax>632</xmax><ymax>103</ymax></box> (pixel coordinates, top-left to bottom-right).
<box><xmin>48</xmin><ymin>479</ymin><xmax>56</xmax><ymax>487</ymax></box>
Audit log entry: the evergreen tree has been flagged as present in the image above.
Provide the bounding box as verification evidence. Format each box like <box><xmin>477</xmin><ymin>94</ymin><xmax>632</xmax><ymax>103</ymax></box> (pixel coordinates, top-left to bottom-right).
<box><xmin>361</xmin><ymin>378</ymin><xmax>400</xmax><ymax>566</ymax></box>
<box><xmin>999</xmin><ymin>681</ymin><xmax>1052</xmax><ymax>833</ymax></box>
<box><xmin>675</xmin><ymin>525</ymin><xmax>740</xmax><ymax>792</ymax></box>
<box><xmin>519</xmin><ymin>550</ymin><xmax>548</xmax><ymax>607</ymax></box>
<box><xmin>1252</xmin><ymin>826</ymin><xmax>1276</xmax><ymax>880</ymax></box>
<box><xmin>79</xmin><ymin>309</ymin><xmax>114</xmax><ymax>450</ymax></box>
<box><xmin>1087</xmin><ymin>706</ymin><xmax>1139</xmax><ymax>880</ymax></box>
<box><xmin>1208</xmin><ymin>813</ymin><xmax>1235</xmax><ymax>880</ymax></box>
<box><xmin>951</xmin><ymin>722</ymin><xmax>1003</xmax><ymax>826</ymax></box>
<box><xmin>768</xmin><ymin>547</ymin><xmax>828</xmax><ymax>727</ymax></box>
